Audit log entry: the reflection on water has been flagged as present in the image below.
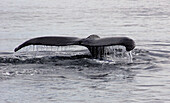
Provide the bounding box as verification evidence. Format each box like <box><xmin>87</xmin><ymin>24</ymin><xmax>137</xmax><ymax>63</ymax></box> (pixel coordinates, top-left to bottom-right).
<box><xmin>0</xmin><ymin>0</ymin><xmax>170</xmax><ymax>103</ymax></box>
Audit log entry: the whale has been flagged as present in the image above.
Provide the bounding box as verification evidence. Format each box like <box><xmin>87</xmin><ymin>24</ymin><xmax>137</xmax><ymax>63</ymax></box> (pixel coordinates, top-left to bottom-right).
<box><xmin>14</xmin><ymin>35</ymin><xmax>135</xmax><ymax>59</ymax></box>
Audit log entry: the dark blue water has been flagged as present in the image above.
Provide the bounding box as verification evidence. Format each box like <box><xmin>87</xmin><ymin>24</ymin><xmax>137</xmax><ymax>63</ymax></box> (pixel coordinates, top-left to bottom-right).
<box><xmin>0</xmin><ymin>0</ymin><xmax>170</xmax><ymax>103</ymax></box>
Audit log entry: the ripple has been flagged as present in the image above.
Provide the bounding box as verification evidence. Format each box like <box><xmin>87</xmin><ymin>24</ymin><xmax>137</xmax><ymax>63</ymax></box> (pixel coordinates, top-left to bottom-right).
<box><xmin>86</xmin><ymin>73</ymin><xmax>109</xmax><ymax>79</ymax></box>
<box><xmin>136</xmin><ymin>84</ymin><xmax>165</xmax><ymax>87</ymax></box>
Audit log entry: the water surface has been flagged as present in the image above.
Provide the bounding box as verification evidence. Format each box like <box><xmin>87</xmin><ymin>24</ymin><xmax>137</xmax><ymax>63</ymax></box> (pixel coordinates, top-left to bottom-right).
<box><xmin>0</xmin><ymin>0</ymin><xmax>170</xmax><ymax>103</ymax></box>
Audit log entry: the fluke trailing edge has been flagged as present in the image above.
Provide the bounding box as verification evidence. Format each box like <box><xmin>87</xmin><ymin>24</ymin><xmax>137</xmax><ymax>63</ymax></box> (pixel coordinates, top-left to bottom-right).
<box><xmin>14</xmin><ymin>35</ymin><xmax>135</xmax><ymax>58</ymax></box>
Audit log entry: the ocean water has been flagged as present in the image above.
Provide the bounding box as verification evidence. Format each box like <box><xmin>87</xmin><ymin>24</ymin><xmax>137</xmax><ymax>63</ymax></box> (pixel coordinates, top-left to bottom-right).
<box><xmin>0</xmin><ymin>0</ymin><xmax>170</xmax><ymax>103</ymax></box>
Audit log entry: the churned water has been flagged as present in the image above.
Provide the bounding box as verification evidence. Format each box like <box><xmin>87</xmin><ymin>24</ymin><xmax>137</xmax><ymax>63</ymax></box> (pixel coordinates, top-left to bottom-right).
<box><xmin>0</xmin><ymin>0</ymin><xmax>170</xmax><ymax>103</ymax></box>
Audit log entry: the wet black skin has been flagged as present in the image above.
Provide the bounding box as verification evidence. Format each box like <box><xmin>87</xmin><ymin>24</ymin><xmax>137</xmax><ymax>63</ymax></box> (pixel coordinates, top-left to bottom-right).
<box><xmin>14</xmin><ymin>35</ymin><xmax>135</xmax><ymax>59</ymax></box>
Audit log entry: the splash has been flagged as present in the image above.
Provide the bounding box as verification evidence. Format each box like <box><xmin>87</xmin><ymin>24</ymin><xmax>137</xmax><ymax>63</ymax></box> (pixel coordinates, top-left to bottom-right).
<box><xmin>89</xmin><ymin>45</ymin><xmax>133</xmax><ymax>63</ymax></box>
<box><xmin>103</xmin><ymin>46</ymin><xmax>133</xmax><ymax>63</ymax></box>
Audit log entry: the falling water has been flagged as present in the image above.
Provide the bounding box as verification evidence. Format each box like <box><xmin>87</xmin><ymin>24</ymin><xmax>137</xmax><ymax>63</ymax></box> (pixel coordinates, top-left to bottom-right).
<box><xmin>15</xmin><ymin>45</ymin><xmax>88</xmax><ymax>58</ymax></box>
<box><xmin>102</xmin><ymin>45</ymin><xmax>133</xmax><ymax>62</ymax></box>
<box><xmin>16</xmin><ymin>45</ymin><xmax>133</xmax><ymax>62</ymax></box>
<box><xmin>19</xmin><ymin>45</ymin><xmax>86</xmax><ymax>52</ymax></box>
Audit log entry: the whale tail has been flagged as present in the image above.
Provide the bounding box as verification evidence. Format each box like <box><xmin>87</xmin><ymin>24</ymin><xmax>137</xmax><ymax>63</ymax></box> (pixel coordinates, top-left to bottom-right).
<box><xmin>14</xmin><ymin>36</ymin><xmax>80</xmax><ymax>52</ymax></box>
<box><xmin>14</xmin><ymin>35</ymin><xmax>135</xmax><ymax>59</ymax></box>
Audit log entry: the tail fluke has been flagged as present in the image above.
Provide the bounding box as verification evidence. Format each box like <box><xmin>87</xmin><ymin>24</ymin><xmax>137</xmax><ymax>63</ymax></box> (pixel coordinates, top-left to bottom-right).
<box><xmin>80</xmin><ymin>37</ymin><xmax>135</xmax><ymax>51</ymax></box>
<box><xmin>14</xmin><ymin>36</ymin><xmax>80</xmax><ymax>52</ymax></box>
<box><xmin>14</xmin><ymin>35</ymin><xmax>135</xmax><ymax>59</ymax></box>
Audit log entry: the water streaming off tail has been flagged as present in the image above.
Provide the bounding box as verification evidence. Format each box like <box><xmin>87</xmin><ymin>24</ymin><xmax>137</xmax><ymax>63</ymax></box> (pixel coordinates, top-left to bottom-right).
<box><xmin>15</xmin><ymin>45</ymin><xmax>88</xmax><ymax>57</ymax></box>
<box><xmin>87</xmin><ymin>45</ymin><xmax>133</xmax><ymax>62</ymax></box>
<box><xmin>102</xmin><ymin>45</ymin><xmax>133</xmax><ymax>62</ymax></box>
<box><xmin>19</xmin><ymin>45</ymin><xmax>87</xmax><ymax>52</ymax></box>
<box><xmin>15</xmin><ymin>45</ymin><xmax>133</xmax><ymax>62</ymax></box>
